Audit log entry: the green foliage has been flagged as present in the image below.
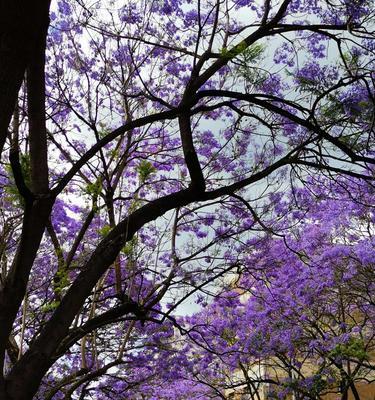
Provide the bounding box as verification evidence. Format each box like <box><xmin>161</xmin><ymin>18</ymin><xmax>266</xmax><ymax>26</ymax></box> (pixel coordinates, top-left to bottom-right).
<box><xmin>85</xmin><ymin>177</ymin><xmax>102</xmax><ymax>198</ymax></box>
<box><xmin>4</xmin><ymin>154</ymin><xmax>31</xmax><ymax>208</ymax></box>
<box><xmin>233</xmin><ymin>43</ymin><xmax>266</xmax><ymax>83</ymax></box>
<box><xmin>319</xmin><ymin>96</ymin><xmax>344</xmax><ymax>121</ymax></box>
<box><xmin>121</xmin><ymin>236</ymin><xmax>138</xmax><ymax>256</ymax></box>
<box><xmin>41</xmin><ymin>300</ymin><xmax>60</xmax><ymax>313</ymax></box>
<box><xmin>341</xmin><ymin>51</ymin><xmax>360</xmax><ymax>73</ymax></box>
<box><xmin>241</xmin><ymin>43</ymin><xmax>265</xmax><ymax>62</ymax></box>
<box><xmin>329</xmin><ymin>337</ymin><xmax>369</xmax><ymax>361</ymax></box>
<box><xmin>97</xmin><ymin>122</ymin><xmax>111</xmax><ymax>139</ymax></box>
<box><xmin>137</xmin><ymin>160</ymin><xmax>156</xmax><ymax>183</ymax></box>
<box><xmin>221</xmin><ymin>41</ymin><xmax>265</xmax><ymax>62</ymax></box>
<box><xmin>110</xmin><ymin>148</ymin><xmax>119</xmax><ymax>159</ymax></box>
<box><xmin>98</xmin><ymin>224</ymin><xmax>111</xmax><ymax>237</ymax></box>
<box><xmin>221</xmin><ymin>40</ymin><xmax>247</xmax><ymax>59</ymax></box>
<box><xmin>53</xmin><ymin>265</ymin><xmax>70</xmax><ymax>298</ymax></box>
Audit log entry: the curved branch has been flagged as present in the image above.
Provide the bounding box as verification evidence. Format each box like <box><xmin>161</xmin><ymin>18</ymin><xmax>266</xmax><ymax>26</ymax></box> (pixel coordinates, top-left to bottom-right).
<box><xmin>195</xmin><ymin>89</ymin><xmax>375</xmax><ymax>166</ymax></box>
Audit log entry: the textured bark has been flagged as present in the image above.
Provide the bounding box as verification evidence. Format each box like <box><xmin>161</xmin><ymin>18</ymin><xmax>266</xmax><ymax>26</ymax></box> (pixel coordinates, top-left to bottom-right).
<box><xmin>0</xmin><ymin>0</ymin><xmax>50</xmax><ymax>155</ymax></box>
<box><xmin>0</xmin><ymin>2</ymin><xmax>51</xmax><ymax>398</ymax></box>
<box><xmin>27</xmin><ymin>26</ymin><xmax>49</xmax><ymax>194</ymax></box>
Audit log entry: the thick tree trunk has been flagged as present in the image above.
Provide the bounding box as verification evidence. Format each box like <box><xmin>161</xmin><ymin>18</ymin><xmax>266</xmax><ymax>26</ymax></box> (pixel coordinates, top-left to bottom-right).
<box><xmin>0</xmin><ymin>31</ymin><xmax>27</xmax><ymax>155</ymax></box>
<box><xmin>0</xmin><ymin>1</ymin><xmax>51</xmax><ymax>397</ymax></box>
<box><xmin>27</xmin><ymin>18</ymin><xmax>49</xmax><ymax>194</ymax></box>
<box><xmin>0</xmin><ymin>0</ymin><xmax>50</xmax><ymax>155</ymax></box>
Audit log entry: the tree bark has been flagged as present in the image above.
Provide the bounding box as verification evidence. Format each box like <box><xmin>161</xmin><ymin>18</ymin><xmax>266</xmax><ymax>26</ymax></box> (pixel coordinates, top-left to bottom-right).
<box><xmin>0</xmin><ymin>1</ymin><xmax>51</xmax><ymax>397</ymax></box>
<box><xmin>27</xmin><ymin>23</ymin><xmax>49</xmax><ymax>194</ymax></box>
<box><xmin>0</xmin><ymin>0</ymin><xmax>51</xmax><ymax>156</ymax></box>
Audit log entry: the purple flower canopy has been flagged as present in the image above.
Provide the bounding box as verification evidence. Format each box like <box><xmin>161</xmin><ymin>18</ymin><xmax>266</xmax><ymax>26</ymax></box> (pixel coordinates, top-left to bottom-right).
<box><xmin>0</xmin><ymin>0</ymin><xmax>374</xmax><ymax>399</ymax></box>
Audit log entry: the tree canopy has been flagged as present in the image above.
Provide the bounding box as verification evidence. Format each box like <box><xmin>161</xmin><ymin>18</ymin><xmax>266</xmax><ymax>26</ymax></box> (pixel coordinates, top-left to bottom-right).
<box><xmin>0</xmin><ymin>0</ymin><xmax>374</xmax><ymax>399</ymax></box>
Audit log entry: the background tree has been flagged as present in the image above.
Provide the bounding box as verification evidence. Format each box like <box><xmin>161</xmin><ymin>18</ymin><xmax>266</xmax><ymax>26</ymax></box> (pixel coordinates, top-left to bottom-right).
<box><xmin>0</xmin><ymin>0</ymin><xmax>374</xmax><ymax>399</ymax></box>
<box><xmin>161</xmin><ymin>177</ymin><xmax>374</xmax><ymax>399</ymax></box>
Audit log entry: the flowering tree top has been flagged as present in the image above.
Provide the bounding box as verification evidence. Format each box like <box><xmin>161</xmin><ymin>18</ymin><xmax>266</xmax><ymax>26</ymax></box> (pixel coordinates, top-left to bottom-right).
<box><xmin>0</xmin><ymin>0</ymin><xmax>373</xmax><ymax>398</ymax></box>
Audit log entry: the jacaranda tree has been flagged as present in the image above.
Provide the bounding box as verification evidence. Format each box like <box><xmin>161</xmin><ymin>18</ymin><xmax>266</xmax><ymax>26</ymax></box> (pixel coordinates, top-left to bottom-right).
<box><xmin>0</xmin><ymin>0</ymin><xmax>374</xmax><ymax>398</ymax></box>
<box><xmin>159</xmin><ymin>177</ymin><xmax>374</xmax><ymax>399</ymax></box>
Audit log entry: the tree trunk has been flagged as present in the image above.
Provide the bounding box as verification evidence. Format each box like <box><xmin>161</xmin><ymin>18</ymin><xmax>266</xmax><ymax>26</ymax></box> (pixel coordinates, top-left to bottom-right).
<box><xmin>0</xmin><ymin>0</ymin><xmax>50</xmax><ymax>155</ymax></box>
<box><xmin>0</xmin><ymin>1</ymin><xmax>51</xmax><ymax>398</ymax></box>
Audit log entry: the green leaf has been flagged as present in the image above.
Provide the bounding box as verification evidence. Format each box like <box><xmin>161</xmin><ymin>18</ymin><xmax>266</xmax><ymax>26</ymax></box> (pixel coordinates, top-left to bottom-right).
<box><xmin>85</xmin><ymin>177</ymin><xmax>102</xmax><ymax>197</ymax></box>
<box><xmin>329</xmin><ymin>337</ymin><xmax>369</xmax><ymax>361</ymax></box>
<box><xmin>121</xmin><ymin>236</ymin><xmax>138</xmax><ymax>256</ymax></box>
<box><xmin>41</xmin><ymin>300</ymin><xmax>60</xmax><ymax>313</ymax></box>
<box><xmin>137</xmin><ymin>160</ymin><xmax>156</xmax><ymax>183</ymax></box>
<box><xmin>4</xmin><ymin>153</ymin><xmax>31</xmax><ymax>208</ymax></box>
<box><xmin>221</xmin><ymin>40</ymin><xmax>248</xmax><ymax>59</ymax></box>
<box><xmin>98</xmin><ymin>224</ymin><xmax>111</xmax><ymax>237</ymax></box>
